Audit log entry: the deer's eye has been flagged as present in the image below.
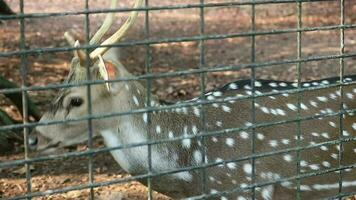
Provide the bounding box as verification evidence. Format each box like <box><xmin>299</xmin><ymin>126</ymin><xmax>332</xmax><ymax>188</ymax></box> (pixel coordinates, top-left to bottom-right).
<box><xmin>69</xmin><ymin>97</ymin><xmax>84</xmax><ymax>107</ymax></box>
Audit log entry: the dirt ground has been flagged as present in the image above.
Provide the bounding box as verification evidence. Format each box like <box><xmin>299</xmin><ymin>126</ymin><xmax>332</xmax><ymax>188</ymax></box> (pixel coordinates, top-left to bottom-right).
<box><xmin>1</xmin><ymin>0</ymin><xmax>356</xmax><ymax>199</ymax></box>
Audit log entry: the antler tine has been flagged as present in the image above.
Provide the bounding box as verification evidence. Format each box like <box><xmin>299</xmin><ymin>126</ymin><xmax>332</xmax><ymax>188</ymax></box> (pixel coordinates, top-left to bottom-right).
<box><xmin>64</xmin><ymin>31</ymin><xmax>76</xmax><ymax>46</ymax></box>
<box><xmin>89</xmin><ymin>0</ymin><xmax>143</xmax><ymax>59</ymax></box>
<box><xmin>89</xmin><ymin>0</ymin><xmax>118</xmax><ymax>46</ymax></box>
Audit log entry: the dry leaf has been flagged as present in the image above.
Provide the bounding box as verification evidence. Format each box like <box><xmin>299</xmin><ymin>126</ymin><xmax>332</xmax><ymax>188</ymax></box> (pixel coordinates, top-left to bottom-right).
<box><xmin>12</xmin><ymin>165</ymin><xmax>35</xmax><ymax>175</ymax></box>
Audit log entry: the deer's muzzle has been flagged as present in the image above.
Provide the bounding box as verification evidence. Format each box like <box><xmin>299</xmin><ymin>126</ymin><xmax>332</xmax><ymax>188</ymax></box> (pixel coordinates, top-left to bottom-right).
<box><xmin>28</xmin><ymin>129</ymin><xmax>60</xmax><ymax>153</ymax></box>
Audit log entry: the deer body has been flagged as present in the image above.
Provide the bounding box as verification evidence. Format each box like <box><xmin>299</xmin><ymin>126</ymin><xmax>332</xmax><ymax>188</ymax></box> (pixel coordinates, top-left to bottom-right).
<box><xmin>28</xmin><ymin>0</ymin><xmax>356</xmax><ymax>199</ymax></box>
<box><xmin>93</xmin><ymin>75</ymin><xmax>356</xmax><ymax>200</ymax></box>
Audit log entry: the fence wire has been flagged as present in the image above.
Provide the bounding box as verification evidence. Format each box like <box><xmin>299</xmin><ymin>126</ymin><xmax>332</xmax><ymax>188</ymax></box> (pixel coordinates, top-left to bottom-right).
<box><xmin>0</xmin><ymin>0</ymin><xmax>355</xmax><ymax>200</ymax></box>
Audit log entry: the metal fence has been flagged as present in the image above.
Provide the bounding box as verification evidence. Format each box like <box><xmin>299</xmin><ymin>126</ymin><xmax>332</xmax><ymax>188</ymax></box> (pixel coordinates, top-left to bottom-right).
<box><xmin>0</xmin><ymin>0</ymin><xmax>355</xmax><ymax>199</ymax></box>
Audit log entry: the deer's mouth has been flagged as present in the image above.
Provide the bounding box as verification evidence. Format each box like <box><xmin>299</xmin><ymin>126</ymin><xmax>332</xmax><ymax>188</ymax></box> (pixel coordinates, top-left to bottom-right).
<box><xmin>32</xmin><ymin>137</ymin><xmax>63</xmax><ymax>155</ymax></box>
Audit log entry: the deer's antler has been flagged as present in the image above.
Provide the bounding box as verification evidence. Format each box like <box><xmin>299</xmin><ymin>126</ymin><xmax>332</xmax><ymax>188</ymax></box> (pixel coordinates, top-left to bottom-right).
<box><xmin>89</xmin><ymin>0</ymin><xmax>143</xmax><ymax>59</ymax></box>
<box><xmin>64</xmin><ymin>0</ymin><xmax>142</xmax><ymax>64</ymax></box>
<box><xmin>89</xmin><ymin>0</ymin><xmax>119</xmax><ymax>46</ymax></box>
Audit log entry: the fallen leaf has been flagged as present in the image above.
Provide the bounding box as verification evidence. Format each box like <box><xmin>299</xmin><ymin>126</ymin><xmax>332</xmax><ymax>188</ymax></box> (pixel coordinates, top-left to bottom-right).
<box><xmin>12</xmin><ymin>165</ymin><xmax>35</xmax><ymax>175</ymax></box>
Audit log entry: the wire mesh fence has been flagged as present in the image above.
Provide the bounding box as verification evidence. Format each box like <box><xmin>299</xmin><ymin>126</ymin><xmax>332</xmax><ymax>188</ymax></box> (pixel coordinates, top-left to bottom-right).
<box><xmin>0</xmin><ymin>0</ymin><xmax>355</xmax><ymax>199</ymax></box>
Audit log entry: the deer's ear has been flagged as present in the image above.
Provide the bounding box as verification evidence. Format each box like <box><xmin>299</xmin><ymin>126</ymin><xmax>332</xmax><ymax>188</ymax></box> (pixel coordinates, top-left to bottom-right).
<box><xmin>98</xmin><ymin>55</ymin><xmax>119</xmax><ymax>93</ymax></box>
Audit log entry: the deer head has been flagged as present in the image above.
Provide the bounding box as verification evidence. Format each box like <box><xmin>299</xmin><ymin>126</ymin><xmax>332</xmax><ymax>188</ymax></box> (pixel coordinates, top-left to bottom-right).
<box><xmin>29</xmin><ymin>0</ymin><xmax>144</xmax><ymax>154</ymax></box>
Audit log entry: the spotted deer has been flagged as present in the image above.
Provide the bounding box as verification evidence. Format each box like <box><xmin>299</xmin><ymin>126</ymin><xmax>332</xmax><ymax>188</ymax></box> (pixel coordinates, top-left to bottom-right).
<box><xmin>28</xmin><ymin>0</ymin><xmax>356</xmax><ymax>199</ymax></box>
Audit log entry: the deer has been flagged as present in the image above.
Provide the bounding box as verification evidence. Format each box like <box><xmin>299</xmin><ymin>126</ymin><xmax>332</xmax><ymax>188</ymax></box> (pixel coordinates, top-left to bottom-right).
<box><xmin>27</xmin><ymin>0</ymin><xmax>356</xmax><ymax>199</ymax></box>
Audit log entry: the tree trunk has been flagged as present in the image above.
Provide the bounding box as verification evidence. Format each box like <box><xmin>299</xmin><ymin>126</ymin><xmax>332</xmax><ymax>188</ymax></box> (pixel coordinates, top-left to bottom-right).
<box><xmin>0</xmin><ymin>75</ymin><xmax>41</xmax><ymax>121</ymax></box>
<box><xmin>0</xmin><ymin>0</ymin><xmax>14</xmax><ymax>15</ymax></box>
<box><xmin>0</xmin><ymin>109</ymin><xmax>22</xmax><ymax>155</ymax></box>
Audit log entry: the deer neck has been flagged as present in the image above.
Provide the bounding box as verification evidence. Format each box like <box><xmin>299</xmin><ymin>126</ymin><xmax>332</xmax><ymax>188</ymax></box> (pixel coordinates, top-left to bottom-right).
<box><xmin>99</xmin><ymin>80</ymin><xmax>194</xmax><ymax>182</ymax></box>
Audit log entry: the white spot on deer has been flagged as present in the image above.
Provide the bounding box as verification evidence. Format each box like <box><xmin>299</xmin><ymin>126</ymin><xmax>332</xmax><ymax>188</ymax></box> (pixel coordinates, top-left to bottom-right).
<box><xmin>243</xmin><ymin>163</ymin><xmax>252</xmax><ymax>174</ymax></box>
<box><xmin>213</xmin><ymin>91</ymin><xmax>223</xmax><ymax>97</ymax></box>
<box><xmin>182</xmin><ymin>126</ymin><xmax>191</xmax><ymax>148</ymax></box>
<box><xmin>331</xmin><ymin>153</ymin><xmax>338</xmax><ymax>159</ymax></box>
<box><xmin>209</xmin><ymin>176</ymin><xmax>216</xmax><ymax>182</ymax></box>
<box><xmin>279</xmin><ymin>82</ymin><xmax>288</xmax><ymax>87</ymax></box>
<box><xmin>244</xmin><ymin>85</ymin><xmax>252</xmax><ymax>90</ymax></box>
<box><xmin>210</xmin><ymin>189</ymin><xmax>218</xmax><ymax>194</ymax></box>
<box><xmin>281</xmin><ymin>139</ymin><xmax>290</xmax><ymax>145</ymax></box>
<box><xmin>193</xmin><ymin>150</ymin><xmax>202</xmax><ymax>164</ymax></box>
<box><xmin>300</xmin><ymin>103</ymin><xmax>308</xmax><ymax>110</ymax></box>
<box><xmin>303</xmin><ymin>83</ymin><xmax>311</xmax><ymax>87</ymax></box>
<box><xmin>317</xmin><ymin>96</ymin><xmax>328</xmax><ymax>102</ymax></box>
<box><xmin>125</xmin><ymin>84</ymin><xmax>129</xmax><ymax>91</ymax></box>
<box><xmin>216</xmin><ymin>121</ymin><xmax>223</xmax><ymax>127</ymax></box>
<box><xmin>238</xmin><ymin>196</ymin><xmax>247</xmax><ymax>200</ymax></box>
<box><xmin>156</xmin><ymin>125</ymin><xmax>161</xmax><ymax>134</ymax></box>
<box><xmin>212</xmin><ymin>103</ymin><xmax>219</xmax><ymax>108</ymax></box>
<box><xmin>221</xmin><ymin>196</ymin><xmax>228</xmax><ymax>200</ymax></box>
<box><xmin>192</xmin><ymin>125</ymin><xmax>198</xmax><ymax>135</ymax></box>
<box><xmin>329</xmin><ymin>93</ymin><xmax>337</xmax><ymax>100</ymax></box>
<box><xmin>257</xmin><ymin>133</ymin><xmax>265</xmax><ymax>140</ymax></box>
<box><xmin>309</xmin><ymin>164</ymin><xmax>319</xmax><ymax>170</ymax></box>
<box><xmin>240</xmin><ymin>183</ymin><xmax>248</xmax><ymax>188</ymax></box>
<box><xmin>168</xmin><ymin>131</ymin><xmax>174</xmax><ymax>139</ymax></box>
<box><xmin>142</xmin><ymin>113</ymin><xmax>148</xmax><ymax>123</ymax></box>
<box><xmin>321</xmin><ymin>80</ymin><xmax>330</xmax><ymax>85</ymax></box>
<box><xmin>352</xmin><ymin>123</ymin><xmax>356</xmax><ymax>130</ymax></box>
<box><xmin>282</xmin><ymin>93</ymin><xmax>289</xmax><ymax>97</ymax></box>
<box><xmin>310</xmin><ymin>100</ymin><xmax>318</xmax><ymax>107</ymax></box>
<box><xmin>286</xmin><ymin>103</ymin><xmax>297</xmax><ymax>111</ymax></box>
<box><xmin>343</xmin><ymin>130</ymin><xmax>350</xmax><ymax>137</ymax></box>
<box><xmin>322</xmin><ymin>161</ymin><xmax>331</xmax><ymax>168</ymax></box>
<box><xmin>193</xmin><ymin>107</ymin><xmax>200</xmax><ymax>117</ymax></box>
<box><xmin>276</xmin><ymin>108</ymin><xmax>286</xmax><ymax>116</ymax></box>
<box><xmin>261</xmin><ymin>107</ymin><xmax>270</xmax><ymax>114</ymax></box>
<box><xmin>212</xmin><ymin>137</ymin><xmax>218</xmax><ymax>143</ymax></box>
<box><xmin>270</xmin><ymin>108</ymin><xmax>278</xmax><ymax>116</ymax></box>
<box><xmin>133</xmin><ymin>95</ymin><xmax>139</xmax><ymax>106</ymax></box>
<box><xmin>283</xmin><ymin>154</ymin><xmax>293</xmax><ymax>162</ymax></box>
<box><xmin>261</xmin><ymin>185</ymin><xmax>274</xmax><ymax>200</ymax></box>
<box><xmin>311</xmin><ymin>132</ymin><xmax>320</xmax><ymax>137</ymax></box>
<box><xmin>182</xmin><ymin>107</ymin><xmax>188</xmax><ymax>114</ymax></box>
<box><xmin>345</xmin><ymin>77</ymin><xmax>353</xmax><ymax>82</ymax></box>
<box><xmin>215</xmin><ymin>158</ymin><xmax>224</xmax><ymax>167</ymax></box>
<box><xmin>300</xmin><ymin>160</ymin><xmax>308</xmax><ymax>167</ymax></box>
<box><xmin>254</xmin><ymin>81</ymin><xmax>262</xmax><ymax>87</ymax></box>
<box><xmin>222</xmin><ymin>105</ymin><xmax>231</xmax><ymax>113</ymax></box>
<box><xmin>240</xmin><ymin>131</ymin><xmax>249</xmax><ymax>139</ymax></box>
<box><xmin>182</xmin><ymin>138</ymin><xmax>191</xmax><ymax>149</ymax></box>
<box><xmin>281</xmin><ymin>181</ymin><xmax>292</xmax><ymax>188</ymax></box>
<box><xmin>229</xmin><ymin>83</ymin><xmax>238</xmax><ymax>90</ymax></box>
<box><xmin>245</xmin><ymin>122</ymin><xmax>253</xmax><ymax>127</ymax></box>
<box><xmin>320</xmin><ymin>146</ymin><xmax>328</xmax><ymax>151</ymax></box>
<box><xmin>269</xmin><ymin>82</ymin><xmax>277</xmax><ymax>87</ymax></box>
<box><xmin>321</xmin><ymin>132</ymin><xmax>330</xmax><ymax>139</ymax></box>
<box><xmin>328</xmin><ymin>121</ymin><xmax>336</xmax><ymax>127</ymax></box>
<box><xmin>207</xmin><ymin>95</ymin><xmax>215</xmax><ymax>101</ymax></box>
<box><xmin>300</xmin><ymin>185</ymin><xmax>312</xmax><ymax>191</ymax></box>
<box><xmin>226</xmin><ymin>138</ymin><xmax>235</xmax><ymax>147</ymax></box>
<box><xmin>227</xmin><ymin>162</ymin><xmax>237</xmax><ymax>170</ymax></box>
<box><xmin>347</xmin><ymin>93</ymin><xmax>354</xmax><ymax>99</ymax></box>
<box><xmin>269</xmin><ymin>140</ymin><xmax>278</xmax><ymax>147</ymax></box>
